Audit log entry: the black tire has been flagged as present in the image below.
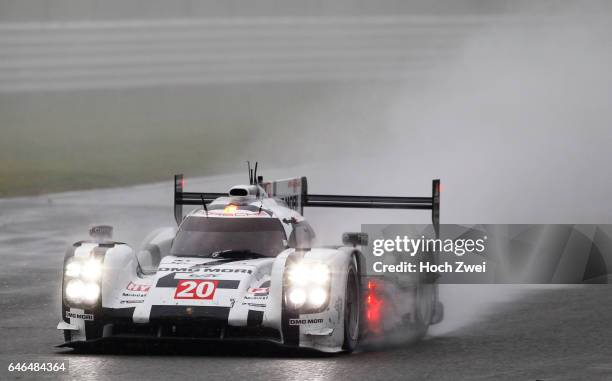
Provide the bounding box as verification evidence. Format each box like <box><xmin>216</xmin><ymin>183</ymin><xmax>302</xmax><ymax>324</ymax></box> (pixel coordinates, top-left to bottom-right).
<box><xmin>342</xmin><ymin>262</ymin><xmax>360</xmax><ymax>352</ymax></box>
<box><xmin>411</xmin><ymin>280</ymin><xmax>435</xmax><ymax>340</ymax></box>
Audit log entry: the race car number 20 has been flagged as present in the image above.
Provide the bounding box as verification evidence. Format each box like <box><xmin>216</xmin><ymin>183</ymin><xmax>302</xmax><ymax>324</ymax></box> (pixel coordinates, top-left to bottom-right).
<box><xmin>174</xmin><ymin>280</ymin><xmax>217</xmax><ymax>300</ymax></box>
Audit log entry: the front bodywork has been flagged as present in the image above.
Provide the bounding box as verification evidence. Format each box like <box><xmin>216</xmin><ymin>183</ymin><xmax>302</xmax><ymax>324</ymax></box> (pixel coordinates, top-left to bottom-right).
<box><xmin>59</xmin><ymin>241</ymin><xmax>355</xmax><ymax>353</ymax></box>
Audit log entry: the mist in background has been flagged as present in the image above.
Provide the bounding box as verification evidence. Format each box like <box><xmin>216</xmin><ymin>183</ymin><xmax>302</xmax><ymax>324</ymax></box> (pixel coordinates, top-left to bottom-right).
<box><xmin>2</xmin><ymin>0</ymin><xmax>610</xmax><ymax>223</ymax></box>
<box><xmin>382</xmin><ymin>4</ymin><xmax>612</xmax><ymax>224</ymax></box>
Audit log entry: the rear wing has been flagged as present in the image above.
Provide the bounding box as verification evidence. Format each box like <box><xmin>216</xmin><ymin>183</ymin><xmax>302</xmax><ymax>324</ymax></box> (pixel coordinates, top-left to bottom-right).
<box><xmin>304</xmin><ymin>179</ymin><xmax>441</xmax><ymax>237</ymax></box>
<box><xmin>173</xmin><ymin>174</ymin><xmax>225</xmax><ymax>224</ymax></box>
<box><xmin>173</xmin><ymin>174</ymin><xmax>441</xmax><ymax>236</ymax></box>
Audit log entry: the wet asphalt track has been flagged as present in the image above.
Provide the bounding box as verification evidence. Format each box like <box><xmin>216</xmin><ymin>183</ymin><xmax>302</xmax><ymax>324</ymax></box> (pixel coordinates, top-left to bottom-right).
<box><xmin>1</xmin><ymin>179</ymin><xmax>611</xmax><ymax>381</ymax></box>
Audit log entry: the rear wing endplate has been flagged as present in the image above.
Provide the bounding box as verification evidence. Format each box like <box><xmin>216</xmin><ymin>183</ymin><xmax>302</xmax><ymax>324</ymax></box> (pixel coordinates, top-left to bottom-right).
<box><xmin>174</xmin><ymin>174</ymin><xmax>225</xmax><ymax>224</ymax></box>
<box><xmin>261</xmin><ymin>177</ymin><xmax>307</xmax><ymax>215</ymax></box>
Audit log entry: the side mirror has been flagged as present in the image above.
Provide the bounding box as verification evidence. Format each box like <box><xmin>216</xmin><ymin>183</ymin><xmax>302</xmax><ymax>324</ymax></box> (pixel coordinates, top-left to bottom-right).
<box><xmin>342</xmin><ymin>232</ymin><xmax>368</xmax><ymax>247</ymax></box>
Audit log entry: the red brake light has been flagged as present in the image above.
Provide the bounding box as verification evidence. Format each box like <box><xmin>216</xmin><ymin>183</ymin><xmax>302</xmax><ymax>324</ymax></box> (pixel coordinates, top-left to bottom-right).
<box><xmin>366</xmin><ymin>279</ymin><xmax>383</xmax><ymax>332</ymax></box>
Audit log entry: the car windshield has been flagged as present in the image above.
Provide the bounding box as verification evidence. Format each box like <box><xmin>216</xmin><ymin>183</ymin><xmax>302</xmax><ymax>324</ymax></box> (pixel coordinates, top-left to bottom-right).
<box><xmin>170</xmin><ymin>217</ymin><xmax>286</xmax><ymax>258</ymax></box>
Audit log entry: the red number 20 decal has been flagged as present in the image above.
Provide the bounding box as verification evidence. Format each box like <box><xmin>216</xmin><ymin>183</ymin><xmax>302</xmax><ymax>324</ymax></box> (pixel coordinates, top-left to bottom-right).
<box><xmin>174</xmin><ymin>280</ymin><xmax>217</xmax><ymax>300</ymax></box>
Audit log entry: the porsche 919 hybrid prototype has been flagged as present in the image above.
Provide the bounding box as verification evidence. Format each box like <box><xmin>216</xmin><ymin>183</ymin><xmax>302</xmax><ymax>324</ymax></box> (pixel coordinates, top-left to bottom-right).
<box><xmin>58</xmin><ymin>166</ymin><xmax>443</xmax><ymax>353</ymax></box>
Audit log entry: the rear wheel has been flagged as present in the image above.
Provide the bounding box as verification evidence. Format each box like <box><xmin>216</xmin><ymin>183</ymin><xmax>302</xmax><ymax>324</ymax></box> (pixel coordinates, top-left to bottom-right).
<box><xmin>411</xmin><ymin>280</ymin><xmax>435</xmax><ymax>340</ymax></box>
<box><xmin>342</xmin><ymin>263</ymin><xmax>360</xmax><ymax>352</ymax></box>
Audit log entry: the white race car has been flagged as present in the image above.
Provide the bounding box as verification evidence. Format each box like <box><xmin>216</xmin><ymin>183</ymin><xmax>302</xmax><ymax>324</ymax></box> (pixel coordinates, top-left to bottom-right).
<box><xmin>58</xmin><ymin>165</ymin><xmax>443</xmax><ymax>353</ymax></box>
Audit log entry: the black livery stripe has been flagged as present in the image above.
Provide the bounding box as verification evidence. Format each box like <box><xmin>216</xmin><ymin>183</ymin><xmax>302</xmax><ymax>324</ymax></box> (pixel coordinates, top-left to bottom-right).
<box><xmin>247</xmin><ymin>310</ymin><xmax>264</xmax><ymax>326</ymax></box>
<box><xmin>61</xmin><ymin>305</ymin><xmax>71</xmax><ymax>324</ymax></box>
<box><xmin>101</xmin><ymin>307</ymin><xmax>136</xmax><ymax>321</ymax></box>
<box><xmin>281</xmin><ymin>253</ymin><xmax>300</xmax><ymax>346</ymax></box>
<box><xmin>155</xmin><ymin>273</ymin><xmax>240</xmax><ymax>288</ymax></box>
<box><xmin>98</xmin><ymin>242</ymin><xmax>126</xmax><ymax>247</ymax></box>
<box><xmin>149</xmin><ymin>305</ymin><xmax>231</xmax><ymax>321</ymax></box>
<box><xmin>84</xmin><ymin>318</ymin><xmax>102</xmax><ymax>339</ymax></box>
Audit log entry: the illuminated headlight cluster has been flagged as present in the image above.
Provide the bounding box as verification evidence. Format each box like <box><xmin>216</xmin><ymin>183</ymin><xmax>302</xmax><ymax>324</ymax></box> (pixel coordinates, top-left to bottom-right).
<box><xmin>64</xmin><ymin>258</ymin><xmax>102</xmax><ymax>304</ymax></box>
<box><xmin>286</xmin><ymin>262</ymin><xmax>330</xmax><ymax>310</ymax></box>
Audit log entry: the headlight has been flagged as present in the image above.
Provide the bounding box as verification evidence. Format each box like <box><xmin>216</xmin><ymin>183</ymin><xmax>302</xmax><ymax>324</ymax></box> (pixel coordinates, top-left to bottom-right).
<box><xmin>65</xmin><ymin>259</ymin><xmax>102</xmax><ymax>280</ymax></box>
<box><xmin>308</xmin><ymin>287</ymin><xmax>328</xmax><ymax>308</ymax></box>
<box><xmin>65</xmin><ymin>279</ymin><xmax>100</xmax><ymax>304</ymax></box>
<box><xmin>287</xmin><ymin>262</ymin><xmax>330</xmax><ymax>286</ymax></box>
<box><xmin>287</xmin><ymin>263</ymin><xmax>310</xmax><ymax>286</ymax></box>
<box><xmin>65</xmin><ymin>279</ymin><xmax>84</xmax><ymax>301</ymax></box>
<box><xmin>81</xmin><ymin>259</ymin><xmax>102</xmax><ymax>280</ymax></box>
<box><xmin>286</xmin><ymin>261</ymin><xmax>331</xmax><ymax>311</ymax></box>
<box><xmin>82</xmin><ymin>282</ymin><xmax>100</xmax><ymax>303</ymax></box>
<box><xmin>64</xmin><ymin>258</ymin><xmax>102</xmax><ymax>305</ymax></box>
<box><xmin>310</xmin><ymin>264</ymin><xmax>330</xmax><ymax>284</ymax></box>
<box><xmin>65</xmin><ymin>261</ymin><xmax>81</xmax><ymax>277</ymax></box>
<box><xmin>288</xmin><ymin>288</ymin><xmax>307</xmax><ymax>307</ymax></box>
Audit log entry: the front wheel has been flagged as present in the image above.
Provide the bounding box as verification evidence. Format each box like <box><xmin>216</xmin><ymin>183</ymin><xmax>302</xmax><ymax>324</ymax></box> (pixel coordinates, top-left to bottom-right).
<box><xmin>342</xmin><ymin>262</ymin><xmax>360</xmax><ymax>352</ymax></box>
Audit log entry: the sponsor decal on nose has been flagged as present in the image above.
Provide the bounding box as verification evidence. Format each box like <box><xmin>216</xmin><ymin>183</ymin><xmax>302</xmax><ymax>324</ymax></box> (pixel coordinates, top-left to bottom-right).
<box><xmin>126</xmin><ymin>281</ymin><xmax>150</xmax><ymax>292</ymax></box>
